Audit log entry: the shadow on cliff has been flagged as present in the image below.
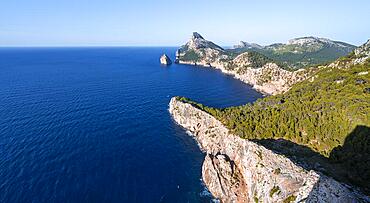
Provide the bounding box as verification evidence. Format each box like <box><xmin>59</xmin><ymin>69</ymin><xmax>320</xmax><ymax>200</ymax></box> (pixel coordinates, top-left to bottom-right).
<box><xmin>252</xmin><ymin>125</ymin><xmax>370</xmax><ymax>196</ymax></box>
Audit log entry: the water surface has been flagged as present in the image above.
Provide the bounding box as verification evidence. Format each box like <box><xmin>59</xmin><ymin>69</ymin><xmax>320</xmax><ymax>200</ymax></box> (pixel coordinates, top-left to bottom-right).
<box><xmin>0</xmin><ymin>47</ymin><xmax>262</xmax><ymax>202</ymax></box>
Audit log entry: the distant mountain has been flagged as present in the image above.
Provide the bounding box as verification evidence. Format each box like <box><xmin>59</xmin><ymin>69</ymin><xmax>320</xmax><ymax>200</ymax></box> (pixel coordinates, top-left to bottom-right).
<box><xmin>232</xmin><ymin>41</ymin><xmax>262</xmax><ymax>49</ymax></box>
<box><xmin>329</xmin><ymin>39</ymin><xmax>370</xmax><ymax>68</ymax></box>
<box><xmin>179</xmin><ymin>32</ymin><xmax>224</xmax><ymax>52</ymax></box>
<box><xmin>230</xmin><ymin>36</ymin><xmax>357</xmax><ymax>69</ymax></box>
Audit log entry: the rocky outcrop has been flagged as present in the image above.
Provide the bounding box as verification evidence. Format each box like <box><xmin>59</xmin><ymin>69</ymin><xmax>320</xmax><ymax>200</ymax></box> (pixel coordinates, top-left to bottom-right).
<box><xmin>169</xmin><ymin>97</ymin><xmax>369</xmax><ymax>203</ymax></box>
<box><xmin>328</xmin><ymin>39</ymin><xmax>370</xmax><ymax>68</ymax></box>
<box><xmin>184</xmin><ymin>32</ymin><xmax>225</xmax><ymax>51</ymax></box>
<box><xmin>160</xmin><ymin>54</ymin><xmax>172</xmax><ymax>65</ymax></box>
<box><xmin>354</xmin><ymin>39</ymin><xmax>370</xmax><ymax>63</ymax></box>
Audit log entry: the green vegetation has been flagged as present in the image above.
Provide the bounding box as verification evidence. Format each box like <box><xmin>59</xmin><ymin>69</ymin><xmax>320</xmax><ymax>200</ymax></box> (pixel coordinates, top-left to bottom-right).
<box><xmin>182</xmin><ymin>50</ymin><xmax>201</xmax><ymax>62</ymax></box>
<box><xmin>269</xmin><ymin>186</ymin><xmax>280</xmax><ymax>197</ymax></box>
<box><xmin>245</xmin><ymin>51</ymin><xmax>274</xmax><ymax>68</ymax></box>
<box><xmin>217</xmin><ymin>61</ymin><xmax>369</xmax><ymax>156</ymax></box>
<box><xmin>260</xmin><ymin>45</ymin><xmax>354</xmax><ymax>69</ymax></box>
<box><xmin>283</xmin><ymin>195</ymin><xmax>297</xmax><ymax>203</ymax></box>
<box><xmin>181</xmin><ymin>60</ymin><xmax>369</xmax><ymax>156</ymax></box>
<box><xmin>253</xmin><ymin>195</ymin><xmax>259</xmax><ymax>203</ymax></box>
<box><xmin>229</xmin><ymin>43</ymin><xmax>355</xmax><ymax>70</ymax></box>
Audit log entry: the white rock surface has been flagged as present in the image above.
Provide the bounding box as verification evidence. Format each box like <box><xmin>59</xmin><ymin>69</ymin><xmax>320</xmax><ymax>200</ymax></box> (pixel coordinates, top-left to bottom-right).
<box><xmin>177</xmin><ymin>59</ymin><xmax>310</xmax><ymax>95</ymax></box>
<box><xmin>160</xmin><ymin>54</ymin><xmax>172</xmax><ymax>65</ymax></box>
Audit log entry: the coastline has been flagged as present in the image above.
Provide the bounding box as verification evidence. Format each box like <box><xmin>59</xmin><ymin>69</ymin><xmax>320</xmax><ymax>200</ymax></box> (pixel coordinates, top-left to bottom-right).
<box><xmin>176</xmin><ymin>60</ymin><xmax>311</xmax><ymax>96</ymax></box>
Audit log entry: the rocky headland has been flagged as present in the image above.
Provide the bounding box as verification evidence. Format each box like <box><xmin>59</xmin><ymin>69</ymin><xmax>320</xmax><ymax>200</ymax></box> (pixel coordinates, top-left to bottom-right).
<box><xmin>169</xmin><ymin>97</ymin><xmax>369</xmax><ymax>203</ymax></box>
<box><xmin>175</xmin><ymin>32</ymin><xmax>356</xmax><ymax>95</ymax></box>
<box><xmin>169</xmin><ymin>34</ymin><xmax>370</xmax><ymax>202</ymax></box>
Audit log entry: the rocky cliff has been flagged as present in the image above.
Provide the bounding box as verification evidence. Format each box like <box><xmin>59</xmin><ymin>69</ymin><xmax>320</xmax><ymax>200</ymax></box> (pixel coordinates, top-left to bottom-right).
<box><xmin>176</xmin><ymin>33</ymin><xmax>314</xmax><ymax>95</ymax></box>
<box><xmin>169</xmin><ymin>97</ymin><xmax>369</xmax><ymax>203</ymax></box>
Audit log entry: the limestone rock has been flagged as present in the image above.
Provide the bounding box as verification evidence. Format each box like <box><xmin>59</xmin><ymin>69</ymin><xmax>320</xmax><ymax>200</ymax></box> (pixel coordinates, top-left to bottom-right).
<box><xmin>353</xmin><ymin>39</ymin><xmax>370</xmax><ymax>64</ymax></box>
<box><xmin>160</xmin><ymin>54</ymin><xmax>172</xmax><ymax>65</ymax></box>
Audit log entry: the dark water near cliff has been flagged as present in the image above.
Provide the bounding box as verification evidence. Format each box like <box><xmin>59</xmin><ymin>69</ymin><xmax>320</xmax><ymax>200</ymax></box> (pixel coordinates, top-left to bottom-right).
<box><xmin>0</xmin><ymin>47</ymin><xmax>262</xmax><ymax>203</ymax></box>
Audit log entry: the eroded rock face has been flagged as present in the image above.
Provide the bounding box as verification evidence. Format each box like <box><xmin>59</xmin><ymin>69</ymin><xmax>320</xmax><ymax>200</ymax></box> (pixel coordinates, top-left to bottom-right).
<box><xmin>160</xmin><ymin>54</ymin><xmax>172</xmax><ymax>65</ymax></box>
<box><xmin>353</xmin><ymin>39</ymin><xmax>370</xmax><ymax>64</ymax></box>
<box><xmin>169</xmin><ymin>97</ymin><xmax>369</xmax><ymax>203</ymax></box>
<box><xmin>177</xmin><ymin>57</ymin><xmax>311</xmax><ymax>95</ymax></box>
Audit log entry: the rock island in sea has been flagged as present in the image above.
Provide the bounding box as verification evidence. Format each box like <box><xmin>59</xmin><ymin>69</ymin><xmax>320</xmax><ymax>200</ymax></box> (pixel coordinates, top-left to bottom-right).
<box><xmin>160</xmin><ymin>54</ymin><xmax>172</xmax><ymax>65</ymax></box>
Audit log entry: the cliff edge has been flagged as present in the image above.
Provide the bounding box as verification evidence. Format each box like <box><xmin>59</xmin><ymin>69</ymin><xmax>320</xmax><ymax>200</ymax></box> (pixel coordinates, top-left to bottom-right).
<box><xmin>169</xmin><ymin>97</ymin><xmax>368</xmax><ymax>203</ymax></box>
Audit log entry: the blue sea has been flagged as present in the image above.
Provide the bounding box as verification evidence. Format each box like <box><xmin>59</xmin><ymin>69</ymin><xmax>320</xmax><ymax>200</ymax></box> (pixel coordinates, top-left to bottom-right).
<box><xmin>0</xmin><ymin>47</ymin><xmax>262</xmax><ymax>203</ymax></box>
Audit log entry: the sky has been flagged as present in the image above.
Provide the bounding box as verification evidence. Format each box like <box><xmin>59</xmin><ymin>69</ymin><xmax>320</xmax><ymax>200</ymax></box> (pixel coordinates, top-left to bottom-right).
<box><xmin>0</xmin><ymin>0</ymin><xmax>369</xmax><ymax>46</ymax></box>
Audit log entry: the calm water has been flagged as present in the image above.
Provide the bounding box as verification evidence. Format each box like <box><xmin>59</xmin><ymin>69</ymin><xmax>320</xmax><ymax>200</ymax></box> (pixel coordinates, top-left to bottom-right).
<box><xmin>0</xmin><ymin>47</ymin><xmax>262</xmax><ymax>203</ymax></box>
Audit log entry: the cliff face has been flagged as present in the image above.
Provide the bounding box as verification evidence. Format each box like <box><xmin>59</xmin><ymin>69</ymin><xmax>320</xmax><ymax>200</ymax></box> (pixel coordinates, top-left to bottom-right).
<box><xmin>177</xmin><ymin>56</ymin><xmax>311</xmax><ymax>95</ymax></box>
<box><xmin>169</xmin><ymin>97</ymin><xmax>368</xmax><ymax>203</ymax></box>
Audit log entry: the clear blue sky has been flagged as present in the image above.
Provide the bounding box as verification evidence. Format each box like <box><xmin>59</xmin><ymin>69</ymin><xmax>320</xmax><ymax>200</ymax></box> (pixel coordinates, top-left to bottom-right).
<box><xmin>1</xmin><ymin>0</ymin><xmax>369</xmax><ymax>46</ymax></box>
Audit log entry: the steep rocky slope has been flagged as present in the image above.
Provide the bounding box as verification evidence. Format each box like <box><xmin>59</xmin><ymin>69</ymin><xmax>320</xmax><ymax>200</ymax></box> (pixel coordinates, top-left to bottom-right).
<box><xmin>169</xmin><ymin>97</ymin><xmax>369</xmax><ymax>203</ymax></box>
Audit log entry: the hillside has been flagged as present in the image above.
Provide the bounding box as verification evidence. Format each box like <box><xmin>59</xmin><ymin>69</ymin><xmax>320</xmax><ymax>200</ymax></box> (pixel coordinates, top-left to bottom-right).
<box><xmin>230</xmin><ymin>36</ymin><xmax>356</xmax><ymax>69</ymax></box>
<box><xmin>175</xmin><ymin>40</ymin><xmax>370</xmax><ymax>194</ymax></box>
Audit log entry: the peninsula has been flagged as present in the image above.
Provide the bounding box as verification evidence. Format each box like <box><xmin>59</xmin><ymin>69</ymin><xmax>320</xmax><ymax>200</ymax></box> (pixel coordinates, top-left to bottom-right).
<box><xmin>170</xmin><ymin>34</ymin><xmax>370</xmax><ymax>202</ymax></box>
<box><xmin>175</xmin><ymin>32</ymin><xmax>356</xmax><ymax>95</ymax></box>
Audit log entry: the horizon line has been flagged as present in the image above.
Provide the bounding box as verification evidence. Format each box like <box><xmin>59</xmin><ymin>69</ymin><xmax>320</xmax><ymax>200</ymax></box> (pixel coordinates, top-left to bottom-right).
<box><xmin>0</xmin><ymin>45</ymin><xmax>182</xmax><ymax>48</ymax></box>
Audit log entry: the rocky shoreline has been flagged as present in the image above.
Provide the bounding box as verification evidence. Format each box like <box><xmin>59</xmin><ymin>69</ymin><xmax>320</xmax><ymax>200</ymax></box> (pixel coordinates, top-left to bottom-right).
<box><xmin>169</xmin><ymin>97</ymin><xmax>369</xmax><ymax>203</ymax></box>
<box><xmin>176</xmin><ymin>60</ymin><xmax>310</xmax><ymax>95</ymax></box>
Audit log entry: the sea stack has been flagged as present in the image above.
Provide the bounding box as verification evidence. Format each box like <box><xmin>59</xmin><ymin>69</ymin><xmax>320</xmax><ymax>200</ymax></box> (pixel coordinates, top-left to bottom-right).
<box><xmin>160</xmin><ymin>54</ymin><xmax>172</xmax><ymax>65</ymax></box>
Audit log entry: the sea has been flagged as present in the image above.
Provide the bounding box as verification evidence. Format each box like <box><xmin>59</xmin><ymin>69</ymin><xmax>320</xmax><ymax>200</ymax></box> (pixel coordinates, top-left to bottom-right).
<box><xmin>0</xmin><ymin>47</ymin><xmax>262</xmax><ymax>202</ymax></box>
